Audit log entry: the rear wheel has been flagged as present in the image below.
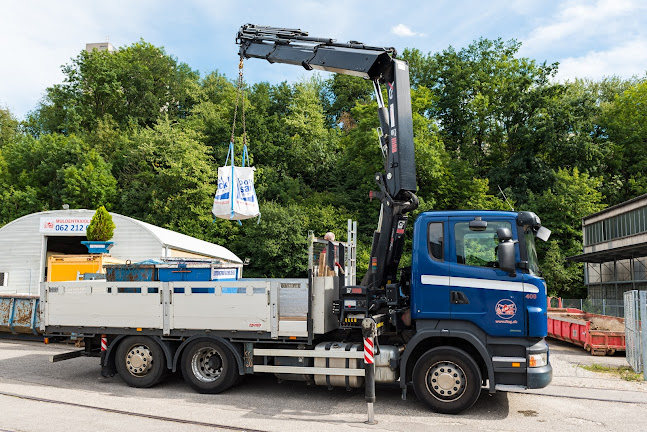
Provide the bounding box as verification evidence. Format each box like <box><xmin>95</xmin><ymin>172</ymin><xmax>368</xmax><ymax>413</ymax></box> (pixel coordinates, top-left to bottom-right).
<box><xmin>115</xmin><ymin>336</ymin><xmax>167</xmax><ymax>388</ymax></box>
<box><xmin>181</xmin><ymin>339</ymin><xmax>238</xmax><ymax>394</ymax></box>
<box><xmin>412</xmin><ymin>347</ymin><xmax>482</xmax><ymax>414</ymax></box>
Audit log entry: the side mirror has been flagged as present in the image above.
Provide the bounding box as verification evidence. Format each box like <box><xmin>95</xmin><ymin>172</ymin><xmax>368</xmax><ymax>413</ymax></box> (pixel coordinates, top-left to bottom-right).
<box><xmin>496</xmin><ymin>227</ymin><xmax>513</xmax><ymax>241</ymax></box>
<box><xmin>496</xmin><ymin>227</ymin><xmax>516</xmax><ymax>274</ymax></box>
<box><xmin>497</xmin><ymin>242</ymin><xmax>516</xmax><ymax>274</ymax></box>
<box><xmin>469</xmin><ymin>217</ymin><xmax>487</xmax><ymax>231</ymax></box>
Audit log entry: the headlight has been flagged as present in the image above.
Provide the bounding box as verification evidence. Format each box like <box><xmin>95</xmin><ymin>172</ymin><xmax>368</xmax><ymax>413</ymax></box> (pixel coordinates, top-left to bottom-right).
<box><xmin>529</xmin><ymin>353</ymin><xmax>548</xmax><ymax>368</ymax></box>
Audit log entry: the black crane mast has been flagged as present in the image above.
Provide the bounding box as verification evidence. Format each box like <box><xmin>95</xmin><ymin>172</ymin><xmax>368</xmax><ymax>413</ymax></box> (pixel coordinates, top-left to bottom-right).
<box><xmin>236</xmin><ymin>24</ymin><xmax>419</xmax><ymax>292</ymax></box>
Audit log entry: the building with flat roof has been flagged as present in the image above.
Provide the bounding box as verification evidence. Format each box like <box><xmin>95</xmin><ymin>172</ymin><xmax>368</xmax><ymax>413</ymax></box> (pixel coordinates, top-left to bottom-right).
<box><xmin>86</xmin><ymin>42</ymin><xmax>115</xmax><ymax>53</ymax></box>
<box><xmin>569</xmin><ymin>193</ymin><xmax>647</xmax><ymax>300</ymax></box>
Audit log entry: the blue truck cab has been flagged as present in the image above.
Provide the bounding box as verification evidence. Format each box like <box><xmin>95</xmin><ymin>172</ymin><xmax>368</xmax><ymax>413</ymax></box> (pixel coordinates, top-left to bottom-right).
<box><xmin>400</xmin><ymin>210</ymin><xmax>552</xmax><ymax>412</ymax></box>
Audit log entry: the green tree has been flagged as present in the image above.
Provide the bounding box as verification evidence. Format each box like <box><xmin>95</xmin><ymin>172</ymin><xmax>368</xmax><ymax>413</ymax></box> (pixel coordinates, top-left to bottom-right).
<box><xmin>0</xmin><ymin>107</ymin><xmax>19</xmax><ymax>147</ymax></box>
<box><xmin>0</xmin><ymin>186</ymin><xmax>41</xmax><ymax>227</ymax></box>
<box><xmin>31</xmin><ymin>41</ymin><xmax>200</xmax><ymax>135</ymax></box>
<box><xmin>86</xmin><ymin>205</ymin><xmax>116</xmax><ymax>241</ymax></box>
<box><xmin>601</xmin><ymin>78</ymin><xmax>647</xmax><ymax>204</ymax></box>
<box><xmin>403</xmin><ymin>41</ymin><xmax>576</xmax><ymax>201</ymax></box>
<box><xmin>60</xmin><ymin>151</ymin><xmax>117</xmax><ymax>209</ymax></box>
<box><xmin>2</xmin><ymin>134</ymin><xmax>117</xmax><ymax>211</ymax></box>
<box><xmin>283</xmin><ymin>78</ymin><xmax>340</xmax><ymax>190</ymax></box>
<box><xmin>233</xmin><ymin>201</ymin><xmax>349</xmax><ymax>278</ymax></box>
<box><xmin>526</xmin><ymin>168</ymin><xmax>605</xmax><ymax>296</ymax></box>
<box><xmin>322</xmin><ymin>74</ymin><xmax>374</xmax><ymax>128</ymax></box>
<box><xmin>114</xmin><ymin>119</ymin><xmax>217</xmax><ymax>240</ymax></box>
<box><xmin>186</xmin><ymin>71</ymin><xmax>240</xmax><ymax>151</ymax></box>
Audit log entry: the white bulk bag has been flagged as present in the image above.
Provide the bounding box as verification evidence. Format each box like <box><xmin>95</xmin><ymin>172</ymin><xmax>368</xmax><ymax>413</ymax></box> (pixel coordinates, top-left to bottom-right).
<box><xmin>212</xmin><ymin>144</ymin><xmax>260</xmax><ymax>221</ymax></box>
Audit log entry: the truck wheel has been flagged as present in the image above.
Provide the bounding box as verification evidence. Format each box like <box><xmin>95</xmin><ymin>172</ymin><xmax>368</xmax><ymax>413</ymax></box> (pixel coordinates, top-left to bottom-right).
<box><xmin>412</xmin><ymin>347</ymin><xmax>482</xmax><ymax>414</ymax></box>
<box><xmin>115</xmin><ymin>336</ymin><xmax>167</xmax><ymax>388</ymax></box>
<box><xmin>181</xmin><ymin>339</ymin><xmax>238</xmax><ymax>394</ymax></box>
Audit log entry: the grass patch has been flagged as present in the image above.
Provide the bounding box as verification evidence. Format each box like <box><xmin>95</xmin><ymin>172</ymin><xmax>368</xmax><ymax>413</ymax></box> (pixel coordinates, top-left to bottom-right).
<box><xmin>579</xmin><ymin>363</ymin><xmax>644</xmax><ymax>381</ymax></box>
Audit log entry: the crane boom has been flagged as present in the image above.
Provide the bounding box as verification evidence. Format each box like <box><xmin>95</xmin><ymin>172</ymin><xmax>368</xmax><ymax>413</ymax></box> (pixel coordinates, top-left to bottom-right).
<box><xmin>236</xmin><ymin>24</ymin><xmax>418</xmax><ymax>290</ymax></box>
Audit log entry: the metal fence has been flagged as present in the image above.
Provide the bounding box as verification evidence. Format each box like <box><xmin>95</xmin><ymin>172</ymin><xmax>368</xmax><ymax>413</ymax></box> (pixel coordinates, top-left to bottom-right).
<box><xmin>623</xmin><ymin>290</ymin><xmax>646</xmax><ymax>377</ymax></box>
<box><xmin>551</xmin><ymin>298</ymin><xmax>625</xmax><ymax>318</ymax></box>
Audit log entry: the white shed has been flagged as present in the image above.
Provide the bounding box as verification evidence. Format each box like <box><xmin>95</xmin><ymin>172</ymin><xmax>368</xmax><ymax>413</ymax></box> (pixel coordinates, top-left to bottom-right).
<box><xmin>0</xmin><ymin>210</ymin><xmax>242</xmax><ymax>294</ymax></box>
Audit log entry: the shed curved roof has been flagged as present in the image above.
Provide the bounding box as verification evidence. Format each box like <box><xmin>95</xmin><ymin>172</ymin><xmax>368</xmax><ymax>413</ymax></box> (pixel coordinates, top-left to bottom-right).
<box><xmin>133</xmin><ymin>218</ymin><xmax>242</xmax><ymax>263</ymax></box>
<box><xmin>0</xmin><ymin>210</ymin><xmax>242</xmax><ymax>264</ymax></box>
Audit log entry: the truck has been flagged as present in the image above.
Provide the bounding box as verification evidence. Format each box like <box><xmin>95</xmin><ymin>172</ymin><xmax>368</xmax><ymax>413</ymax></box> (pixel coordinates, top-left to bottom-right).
<box><xmin>40</xmin><ymin>24</ymin><xmax>552</xmax><ymax>415</ymax></box>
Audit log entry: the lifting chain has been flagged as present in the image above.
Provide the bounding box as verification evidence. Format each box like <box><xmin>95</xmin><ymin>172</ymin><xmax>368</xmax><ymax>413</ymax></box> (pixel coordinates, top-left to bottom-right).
<box><xmin>229</xmin><ymin>57</ymin><xmax>247</xmax><ymax>149</ymax></box>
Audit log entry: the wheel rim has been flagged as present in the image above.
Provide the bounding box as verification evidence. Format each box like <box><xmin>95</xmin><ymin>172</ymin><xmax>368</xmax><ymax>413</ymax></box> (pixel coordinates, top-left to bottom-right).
<box><xmin>191</xmin><ymin>347</ymin><xmax>223</xmax><ymax>383</ymax></box>
<box><xmin>425</xmin><ymin>360</ymin><xmax>467</xmax><ymax>402</ymax></box>
<box><xmin>125</xmin><ymin>344</ymin><xmax>154</xmax><ymax>377</ymax></box>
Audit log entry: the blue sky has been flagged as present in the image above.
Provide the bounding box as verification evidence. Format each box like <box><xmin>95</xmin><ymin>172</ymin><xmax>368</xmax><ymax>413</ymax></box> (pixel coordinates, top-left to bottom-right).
<box><xmin>1</xmin><ymin>0</ymin><xmax>646</xmax><ymax>119</ymax></box>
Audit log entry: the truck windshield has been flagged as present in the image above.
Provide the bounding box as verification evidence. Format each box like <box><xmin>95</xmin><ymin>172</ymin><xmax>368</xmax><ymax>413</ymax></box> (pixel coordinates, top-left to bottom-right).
<box><xmin>524</xmin><ymin>229</ymin><xmax>541</xmax><ymax>276</ymax></box>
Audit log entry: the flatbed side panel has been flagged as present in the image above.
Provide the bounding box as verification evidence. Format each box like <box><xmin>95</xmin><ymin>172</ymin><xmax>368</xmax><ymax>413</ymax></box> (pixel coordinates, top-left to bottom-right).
<box><xmin>42</xmin><ymin>281</ymin><xmax>164</xmax><ymax>329</ymax></box>
<box><xmin>170</xmin><ymin>280</ymin><xmax>273</xmax><ymax>334</ymax></box>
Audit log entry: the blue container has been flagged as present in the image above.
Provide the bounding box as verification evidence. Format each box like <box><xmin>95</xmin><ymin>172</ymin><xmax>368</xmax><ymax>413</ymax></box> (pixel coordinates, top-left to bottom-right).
<box><xmin>105</xmin><ymin>262</ymin><xmax>158</xmax><ymax>282</ymax></box>
<box><xmin>157</xmin><ymin>265</ymin><xmax>212</xmax><ymax>282</ymax></box>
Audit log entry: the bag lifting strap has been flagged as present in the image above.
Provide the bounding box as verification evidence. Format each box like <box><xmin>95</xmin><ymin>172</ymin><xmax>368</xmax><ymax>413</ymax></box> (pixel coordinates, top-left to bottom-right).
<box><xmin>229</xmin><ymin>57</ymin><xmax>248</xmax><ymax>167</ymax></box>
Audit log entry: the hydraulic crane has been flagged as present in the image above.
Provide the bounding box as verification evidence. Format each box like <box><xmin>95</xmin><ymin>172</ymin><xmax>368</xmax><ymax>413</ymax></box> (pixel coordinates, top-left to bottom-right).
<box><xmin>237</xmin><ymin>24</ymin><xmax>419</xmax><ymax>294</ymax></box>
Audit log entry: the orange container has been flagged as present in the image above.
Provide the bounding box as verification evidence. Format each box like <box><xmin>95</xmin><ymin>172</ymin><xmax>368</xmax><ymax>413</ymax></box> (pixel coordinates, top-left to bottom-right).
<box><xmin>47</xmin><ymin>255</ymin><xmax>125</xmax><ymax>282</ymax></box>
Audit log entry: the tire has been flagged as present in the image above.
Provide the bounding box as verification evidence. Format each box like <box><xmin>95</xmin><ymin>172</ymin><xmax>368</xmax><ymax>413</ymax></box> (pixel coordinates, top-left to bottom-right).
<box><xmin>412</xmin><ymin>347</ymin><xmax>482</xmax><ymax>414</ymax></box>
<box><xmin>115</xmin><ymin>336</ymin><xmax>167</xmax><ymax>388</ymax></box>
<box><xmin>180</xmin><ymin>339</ymin><xmax>238</xmax><ymax>394</ymax></box>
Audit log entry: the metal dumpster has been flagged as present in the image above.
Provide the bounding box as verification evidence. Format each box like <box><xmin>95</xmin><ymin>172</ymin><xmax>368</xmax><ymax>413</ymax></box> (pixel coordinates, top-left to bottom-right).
<box><xmin>0</xmin><ymin>294</ymin><xmax>41</xmax><ymax>335</ymax></box>
<box><xmin>547</xmin><ymin>308</ymin><xmax>626</xmax><ymax>356</ymax></box>
<box><xmin>104</xmin><ymin>260</ymin><xmax>160</xmax><ymax>282</ymax></box>
<box><xmin>157</xmin><ymin>258</ymin><xmax>241</xmax><ymax>282</ymax></box>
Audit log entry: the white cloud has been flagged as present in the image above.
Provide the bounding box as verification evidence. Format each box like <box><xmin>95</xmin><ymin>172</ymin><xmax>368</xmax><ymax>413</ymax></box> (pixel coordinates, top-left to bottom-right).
<box><xmin>522</xmin><ymin>0</ymin><xmax>645</xmax><ymax>54</ymax></box>
<box><xmin>556</xmin><ymin>38</ymin><xmax>647</xmax><ymax>81</ymax></box>
<box><xmin>0</xmin><ymin>0</ymin><xmax>158</xmax><ymax>119</ymax></box>
<box><xmin>391</xmin><ymin>24</ymin><xmax>424</xmax><ymax>38</ymax></box>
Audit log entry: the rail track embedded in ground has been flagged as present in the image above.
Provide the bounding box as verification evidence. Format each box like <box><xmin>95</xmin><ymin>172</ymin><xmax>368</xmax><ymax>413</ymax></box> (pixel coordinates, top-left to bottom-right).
<box><xmin>0</xmin><ymin>390</ymin><xmax>268</xmax><ymax>432</ymax></box>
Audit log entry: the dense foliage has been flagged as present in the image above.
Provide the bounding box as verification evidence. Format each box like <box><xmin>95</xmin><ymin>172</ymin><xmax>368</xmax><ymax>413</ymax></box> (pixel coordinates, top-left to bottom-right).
<box><xmin>1</xmin><ymin>39</ymin><xmax>645</xmax><ymax>297</ymax></box>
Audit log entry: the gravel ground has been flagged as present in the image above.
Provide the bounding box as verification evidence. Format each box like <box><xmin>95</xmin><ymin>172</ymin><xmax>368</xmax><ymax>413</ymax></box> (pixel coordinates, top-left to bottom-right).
<box><xmin>0</xmin><ymin>337</ymin><xmax>645</xmax><ymax>432</ymax></box>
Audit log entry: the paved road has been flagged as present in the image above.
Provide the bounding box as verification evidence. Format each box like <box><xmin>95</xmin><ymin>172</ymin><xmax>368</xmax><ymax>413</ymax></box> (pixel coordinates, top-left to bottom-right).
<box><xmin>0</xmin><ymin>339</ymin><xmax>645</xmax><ymax>432</ymax></box>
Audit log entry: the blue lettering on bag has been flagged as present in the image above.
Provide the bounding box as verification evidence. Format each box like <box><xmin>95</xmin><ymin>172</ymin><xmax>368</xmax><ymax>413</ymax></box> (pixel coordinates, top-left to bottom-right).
<box><xmin>215</xmin><ymin>176</ymin><xmax>230</xmax><ymax>200</ymax></box>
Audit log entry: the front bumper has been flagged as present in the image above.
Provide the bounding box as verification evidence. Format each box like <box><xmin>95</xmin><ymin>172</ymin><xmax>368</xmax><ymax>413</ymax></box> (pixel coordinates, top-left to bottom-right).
<box><xmin>527</xmin><ymin>338</ymin><xmax>552</xmax><ymax>389</ymax></box>
<box><xmin>527</xmin><ymin>362</ymin><xmax>552</xmax><ymax>388</ymax></box>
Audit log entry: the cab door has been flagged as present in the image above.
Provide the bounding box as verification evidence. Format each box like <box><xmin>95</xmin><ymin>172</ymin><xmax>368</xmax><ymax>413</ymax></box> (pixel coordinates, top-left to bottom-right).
<box><xmin>411</xmin><ymin>216</ymin><xmax>450</xmax><ymax>320</ymax></box>
<box><xmin>448</xmin><ymin>216</ymin><xmax>526</xmax><ymax>336</ymax></box>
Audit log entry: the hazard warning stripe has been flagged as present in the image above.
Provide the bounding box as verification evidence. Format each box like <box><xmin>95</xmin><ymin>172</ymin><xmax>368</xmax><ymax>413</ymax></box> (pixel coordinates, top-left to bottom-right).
<box><xmin>364</xmin><ymin>337</ymin><xmax>374</xmax><ymax>364</ymax></box>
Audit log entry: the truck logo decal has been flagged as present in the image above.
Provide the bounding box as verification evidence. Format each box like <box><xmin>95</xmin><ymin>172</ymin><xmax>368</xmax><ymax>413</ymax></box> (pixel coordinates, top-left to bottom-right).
<box><xmin>495</xmin><ymin>299</ymin><xmax>518</xmax><ymax>324</ymax></box>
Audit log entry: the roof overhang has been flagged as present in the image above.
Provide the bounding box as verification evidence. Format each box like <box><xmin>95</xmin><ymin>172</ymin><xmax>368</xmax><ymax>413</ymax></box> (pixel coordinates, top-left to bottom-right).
<box><xmin>567</xmin><ymin>243</ymin><xmax>647</xmax><ymax>263</ymax></box>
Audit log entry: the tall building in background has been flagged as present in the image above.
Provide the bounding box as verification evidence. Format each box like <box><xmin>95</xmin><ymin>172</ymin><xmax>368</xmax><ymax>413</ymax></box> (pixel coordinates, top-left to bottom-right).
<box><xmin>85</xmin><ymin>41</ymin><xmax>115</xmax><ymax>53</ymax></box>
